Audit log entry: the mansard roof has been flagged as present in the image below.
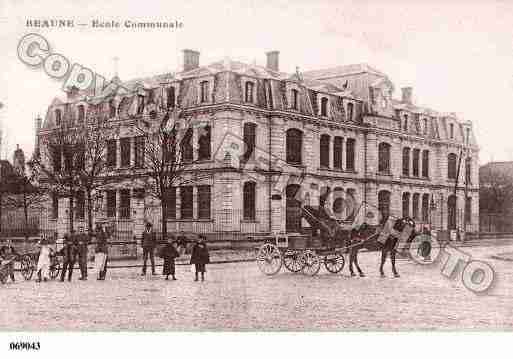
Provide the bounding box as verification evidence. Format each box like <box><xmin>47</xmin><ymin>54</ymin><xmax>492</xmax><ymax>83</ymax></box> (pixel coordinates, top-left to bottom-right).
<box><xmin>302</xmin><ymin>63</ymin><xmax>387</xmax><ymax>79</ymax></box>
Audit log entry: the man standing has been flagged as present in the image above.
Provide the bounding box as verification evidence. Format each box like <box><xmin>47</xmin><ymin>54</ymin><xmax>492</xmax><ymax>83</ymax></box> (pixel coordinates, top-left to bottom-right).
<box><xmin>77</xmin><ymin>226</ymin><xmax>90</xmax><ymax>280</ymax></box>
<box><xmin>141</xmin><ymin>222</ymin><xmax>156</xmax><ymax>275</ymax></box>
<box><xmin>59</xmin><ymin>233</ymin><xmax>76</xmax><ymax>282</ymax></box>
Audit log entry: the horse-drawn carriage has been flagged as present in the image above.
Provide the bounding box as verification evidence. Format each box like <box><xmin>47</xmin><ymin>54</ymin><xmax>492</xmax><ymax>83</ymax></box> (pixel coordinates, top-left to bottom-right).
<box><xmin>0</xmin><ymin>249</ymin><xmax>61</xmax><ymax>284</ymax></box>
<box><xmin>256</xmin><ymin>204</ymin><xmax>417</xmax><ymax>277</ymax></box>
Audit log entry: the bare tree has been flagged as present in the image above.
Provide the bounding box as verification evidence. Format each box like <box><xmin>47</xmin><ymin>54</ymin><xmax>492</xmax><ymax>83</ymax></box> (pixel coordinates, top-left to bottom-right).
<box><xmin>133</xmin><ymin>106</ymin><xmax>209</xmax><ymax>240</ymax></box>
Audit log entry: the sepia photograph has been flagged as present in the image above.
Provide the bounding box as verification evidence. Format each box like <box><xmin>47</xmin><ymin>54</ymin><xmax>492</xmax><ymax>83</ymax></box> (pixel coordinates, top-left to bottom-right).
<box><xmin>0</xmin><ymin>0</ymin><xmax>512</xmax><ymax>357</ymax></box>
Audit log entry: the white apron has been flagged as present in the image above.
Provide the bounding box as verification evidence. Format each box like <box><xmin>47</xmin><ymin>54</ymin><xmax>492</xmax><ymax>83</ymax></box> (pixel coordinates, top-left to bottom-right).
<box><xmin>37</xmin><ymin>245</ymin><xmax>51</xmax><ymax>279</ymax></box>
<box><xmin>94</xmin><ymin>253</ymin><xmax>107</xmax><ymax>276</ymax></box>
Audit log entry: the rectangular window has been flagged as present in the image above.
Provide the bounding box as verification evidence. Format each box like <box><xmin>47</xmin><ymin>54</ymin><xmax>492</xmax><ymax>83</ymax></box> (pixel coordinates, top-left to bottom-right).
<box><xmin>333</xmin><ymin>137</ymin><xmax>343</xmax><ymax>169</ymax></box>
<box><xmin>198</xmin><ymin>125</ymin><xmax>211</xmax><ymax>161</ymax></box>
<box><xmin>75</xmin><ymin>191</ymin><xmax>85</xmax><ymax>219</ymax></box>
<box><xmin>180</xmin><ymin>186</ymin><xmax>193</xmax><ymax>219</ymax></box>
<box><xmin>197</xmin><ymin>185</ymin><xmax>211</xmax><ymax>219</ymax></box>
<box><xmin>164</xmin><ymin>187</ymin><xmax>176</xmax><ymax>219</ymax></box>
<box><xmin>422</xmin><ymin>150</ymin><xmax>429</xmax><ymax>178</ymax></box>
<box><xmin>106</xmin><ymin>190</ymin><xmax>116</xmax><ymax>218</ymax></box>
<box><xmin>167</xmin><ymin>87</ymin><xmax>176</xmax><ymax>109</ymax></box>
<box><xmin>137</xmin><ymin>95</ymin><xmax>145</xmax><ymax>115</ymax></box>
<box><xmin>134</xmin><ymin>136</ymin><xmax>145</xmax><ymax>168</ymax></box>
<box><xmin>450</xmin><ymin>123</ymin><xmax>454</xmax><ymax>139</ymax></box>
<box><xmin>243</xmin><ymin>123</ymin><xmax>256</xmax><ymax>162</ymax></box>
<box><xmin>52</xmin><ymin>193</ymin><xmax>59</xmax><ymax>219</ymax></box>
<box><xmin>107</xmin><ymin>140</ymin><xmax>117</xmax><ymax>167</ymax></box>
<box><xmin>120</xmin><ymin>138</ymin><xmax>131</xmax><ymax>167</ymax></box>
<box><xmin>412</xmin><ymin>149</ymin><xmax>420</xmax><ymax>177</ymax></box>
<box><xmin>200</xmin><ymin>81</ymin><xmax>209</xmax><ymax>103</ymax></box>
<box><xmin>402</xmin><ymin>148</ymin><xmax>410</xmax><ymax>176</ymax></box>
<box><xmin>119</xmin><ymin>189</ymin><xmax>130</xmax><ymax>219</ymax></box>
<box><xmin>181</xmin><ymin>128</ymin><xmax>193</xmax><ymax>163</ymax></box>
<box><xmin>465</xmin><ymin>197</ymin><xmax>472</xmax><ymax>224</ymax></box>
<box><xmin>346</xmin><ymin>138</ymin><xmax>355</xmax><ymax>171</ymax></box>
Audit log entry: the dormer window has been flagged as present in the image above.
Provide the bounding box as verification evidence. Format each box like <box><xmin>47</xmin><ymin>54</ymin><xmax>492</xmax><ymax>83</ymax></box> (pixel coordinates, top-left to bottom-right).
<box><xmin>291</xmin><ymin>89</ymin><xmax>298</xmax><ymax>110</ymax></box>
<box><xmin>320</xmin><ymin>97</ymin><xmax>328</xmax><ymax>117</ymax></box>
<box><xmin>450</xmin><ymin>123</ymin><xmax>454</xmax><ymax>139</ymax></box>
<box><xmin>200</xmin><ymin>81</ymin><xmax>209</xmax><ymax>103</ymax></box>
<box><xmin>137</xmin><ymin>95</ymin><xmax>145</xmax><ymax>115</ymax></box>
<box><xmin>109</xmin><ymin>99</ymin><xmax>116</xmax><ymax>118</ymax></box>
<box><xmin>55</xmin><ymin>109</ymin><xmax>62</xmax><ymax>126</ymax></box>
<box><xmin>245</xmin><ymin>82</ymin><xmax>254</xmax><ymax>103</ymax></box>
<box><xmin>167</xmin><ymin>87</ymin><xmax>176</xmax><ymax>109</ymax></box>
<box><xmin>403</xmin><ymin>114</ymin><xmax>408</xmax><ymax>131</ymax></box>
<box><xmin>347</xmin><ymin>102</ymin><xmax>354</xmax><ymax>121</ymax></box>
<box><xmin>77</xmin><ymin>105</ymin><xmax>85</xmax><ymax>123</ymax></box>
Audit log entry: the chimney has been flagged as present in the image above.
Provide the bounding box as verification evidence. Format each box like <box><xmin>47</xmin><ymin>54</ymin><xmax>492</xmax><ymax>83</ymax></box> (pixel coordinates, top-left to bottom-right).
<box><xmin>266</xmin><ymin>51</ymin><xmax>280</xmax><ymax>71</ymax></box>
<box><xmin>182</xmin><ymin>49</ymin><xmax>200</xmax><ymax>72</ymax></box>
<box><xmin>401</xmin><ymin>87</ymin><xmax>413</xmax><ymax>104</ymax></box>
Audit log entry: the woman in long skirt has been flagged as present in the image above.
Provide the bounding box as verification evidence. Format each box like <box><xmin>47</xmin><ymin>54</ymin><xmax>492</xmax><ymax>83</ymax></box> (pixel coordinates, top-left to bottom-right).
<box><xmin>94</xmin><ymin>224</ymin><xmax>108</xmax><ymax>280</ymax></box>
<box><xmin>161</xmin><ymin>239</ymin><xmax>179</xmax><ymax>280</ymax></box>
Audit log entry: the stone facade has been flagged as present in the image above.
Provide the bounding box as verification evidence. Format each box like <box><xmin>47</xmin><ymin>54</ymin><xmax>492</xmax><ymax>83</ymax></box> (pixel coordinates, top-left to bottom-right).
<box><xmin>36</xmin><ymin>50</ymin><xmax>479</xmax><ymax>239</ymax></box>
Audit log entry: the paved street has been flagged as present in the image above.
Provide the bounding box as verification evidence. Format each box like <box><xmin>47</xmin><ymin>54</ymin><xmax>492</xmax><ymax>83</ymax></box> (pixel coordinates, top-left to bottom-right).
<box><xmin>2</xmin><ymin>242</ymin><xmax>513</xmax><ymax>331</ymax></box>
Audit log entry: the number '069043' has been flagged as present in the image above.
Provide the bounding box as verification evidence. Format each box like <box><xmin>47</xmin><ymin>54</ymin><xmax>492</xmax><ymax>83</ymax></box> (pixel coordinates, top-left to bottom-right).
<box><xmin>9</xmin><ymin>342</ymin><xmax>40</xmax><ymax>351</ymax></box>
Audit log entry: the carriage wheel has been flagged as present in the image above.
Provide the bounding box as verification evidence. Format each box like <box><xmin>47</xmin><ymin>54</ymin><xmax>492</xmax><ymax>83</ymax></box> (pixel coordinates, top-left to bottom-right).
<box><xmin>49</xmin><ymin>260</ymin><xmax>61</xmax><ymax>280</ymax></box>
<box><xmin>301</xmin><ymin>250</ymin><xmax>321</xmax><ymax>276</ymax></box>
<box><xmin>324</xmin><ymin>253</ymin><xmax>345</xmax><ymax>274</ymax></box>
<box><xmin>256</xmin><ymin>243</ymin><xmax>283</xmax><ymax>276</ymax></box>
<box><xmin>20</xmin><ymin>255</ymin><xmax>35</xmax><ymax>281</ymax></box>
<box><xmin>283</xmin><ymin>250</ymin><xmax>306</xmax><ymax>273</ymax></box>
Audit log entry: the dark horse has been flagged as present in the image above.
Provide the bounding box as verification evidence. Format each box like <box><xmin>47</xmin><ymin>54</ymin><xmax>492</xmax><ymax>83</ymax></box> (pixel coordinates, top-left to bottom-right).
<box><xmin>347</xmin><ymin>217</ymin><xmax>416</xmax><ymax>278</ymax></box>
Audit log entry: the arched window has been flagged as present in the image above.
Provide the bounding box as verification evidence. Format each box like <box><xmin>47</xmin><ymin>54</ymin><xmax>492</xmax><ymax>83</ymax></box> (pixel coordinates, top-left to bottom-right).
<box><xmin>200</xmin><ymin>81</ymin><xmax>209</xmax><ymax>103</ymax></box>
<box><xmin>412</xmin><ymin>149</ymin><xmax>420</xmax><ymax>177</ymax></box>
<box><xmin>167</xmin><ymin>87</ymin><xmax>176</xmax><ymax>109</ymax></box>
<box><xmin>77</xmin><ymin>105</ymin><xmax>85</xmax><ymax>123</ymax></box>
<box><xmin>412</xmin><ymin>193</ymin><xmax>420</xmax><ymax>220</ymax></box>
<box><xmin>291</xmin><ymin>89</ymin><xmax>299</xmax><ymax>110</ymax></box>
<box><xmin>245</xmin><ymin>82</ymin><xmax>254</xmax><ymax>103</ymax></box>
<box><xmin>109</xmin><ymin>99</ymin><xmax>116</xmax><ymax>118</ymax></box>
<box><xmin>402</xmin><ymin>147</ymin><xmax>410</xmax><ymax>176</ymax></box>
<box><xmin>333</xmin><ymin>136</ymin><xmax>343</xmax><ymax>169</ymax></box>
<box><xmin>181</xmin><ymin>128</ymin><xmax>193</xmax><ymax>163</ymax></box>
<box><xmin>346</xmin><ymin>138</ymin><xmax>355</xmax><ymax>171</ymax></box>
<box><xmin>402</xmin><ymin>192</ymin><xmax>410</xmax><ymax>218</ymax></box>
<box><xmin>422</xmin><ymin>150</ymin><xmax>429</xmax><ymax>177</ymax></box>
<box><xmin>198</xmin><ymin>124</ymin><xmax>211</xmax><ymax>160</ymax></box>
<box><xmin>286</xmin><ymin>128</ymin><xmax>302</xmax><ymax>164</ymax></box>
<box><xmin>320</xmin><ymin>134</ymin><xmax>330</xmax><ymax>168</ymax></box>
<box><xmin>243</xmin><ymin>182</ymin><xmax>256</xmax><ymax>220</ymax></box>
<box><xmin>422</xmin><ymin>194</ymin><xmax>430</xmax><ymax>223</ymax></box>
<box><xmin>243</xmin><ymin>122</ymin><xmax>257</xmax><ymax>162</ymax></box>
<box><xmin>378</xmin><ymin>142</ymin><xmax>391</xmax><ymax>173</ymax></box>
<box><xmin>347</xmin><ymin>102</ymin><xmax>354</xmax><ymax>121</ymax></box>
<box><xmin>320</xmin><ymin>97</ymin><xmax>328</xmax><ymax>117</ymax></box>
<box><xmin>55</xmin><ymin>109</ymin><xmax>62</xmax><ymax>126</ymax></box>
<box><xmin>378</xmin><ymin>190</ymin><xmax>391</xmax><ymax>224</ymax></box>
<box><xmin>448</xmin><ymin>153</ymin><xmax>458</xmax><ymax>179</ymax></box>
<box><xmin>332</xmin><ymin>187</ymin><xmax>344</xmax><ymax>216</ymax></box>
<box><xmin>465</xmin><ymin>157</ymin><xmax>472</xmax><ymax>184</ymax></box>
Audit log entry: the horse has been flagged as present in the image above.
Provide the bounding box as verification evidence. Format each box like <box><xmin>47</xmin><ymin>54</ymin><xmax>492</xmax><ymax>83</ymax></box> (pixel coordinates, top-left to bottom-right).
<box><xmin>346</xmin><ymin>217</ymin><xmax>416</xmax><ymax>278</ymax></box>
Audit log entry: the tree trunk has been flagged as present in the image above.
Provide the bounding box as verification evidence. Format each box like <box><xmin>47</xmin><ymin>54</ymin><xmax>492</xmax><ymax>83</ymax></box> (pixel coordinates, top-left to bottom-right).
<box><xmin>0</xmin><ymin>193</ymin><xmax>3</xmax><ymax>234</ymax></box>
<box><xmin>86</xmin><ymin>190</ymin><xmax>93</xmax><ymax>234</ymax></box>
<box><xmin>161</xmin><ymin>201</ymin><xmax>167</xmax><ymax>242</ymax></box>
<box><xmin>23</xmin><ymin>192</ymin><xmax>29</xmax><ymax>241</ymax></box>
<box><xmin>69</xmin><ymin>196</ymin><xmax>75</xmax><ymax>233</ymax></box>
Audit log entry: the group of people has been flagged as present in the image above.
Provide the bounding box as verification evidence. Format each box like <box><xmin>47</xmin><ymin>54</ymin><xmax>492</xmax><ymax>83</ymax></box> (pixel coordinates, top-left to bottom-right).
<box><xmin>141</xmin><ymin>222</ymin><xmax>210</xmax><ymax>281</ymax></box>
<box><xmin>30</xmin><ymin>221</ymin><xmax>210</xmax><ymax>283</ymax></box>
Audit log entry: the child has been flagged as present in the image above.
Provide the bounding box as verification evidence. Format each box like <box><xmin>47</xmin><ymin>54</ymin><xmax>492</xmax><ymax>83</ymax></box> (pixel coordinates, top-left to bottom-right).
<box><xmin>36</xmin><ymin>237</ymin><xmax>53</xmax><ymax>282</ymax></box>
<box><xmin>160</xmin><ymin>238</ymin><xmax>179</xmax><ymax>280</ymax></box>
<box><xmin>190</xmin><ymin>235</ymin><xmax>210</xmax><ymax>282</ymax></box>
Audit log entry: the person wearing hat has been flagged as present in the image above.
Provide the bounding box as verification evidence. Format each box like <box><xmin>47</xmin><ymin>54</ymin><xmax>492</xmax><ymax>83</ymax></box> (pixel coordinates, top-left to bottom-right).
<box><xmin>0</xmin><ymin>240</ymin><xmax>19</xmax><ymax>283</ymax></box>
<box><xmin>141</xmin><ymin>222</ymin><xmax>157</xmax><ymax>275</ymax></box>
<box><xmin>190</xmin><ymin>235</ymin><xmax>210</xmax><ymax>281</ymax></box>
<box><xmin>159</xmin><ymin>237</ymin><xmax>180</xmax><ymax>280</ymax></box>
<box><xmin>76</xmin><ymin>226</ymin><xmax>90</xmax><ymax>280</ymax></box>
<box><xmin>58</xmin><ymin>233</ymin><xmax>77</xmax><ymax>282</ymax></box>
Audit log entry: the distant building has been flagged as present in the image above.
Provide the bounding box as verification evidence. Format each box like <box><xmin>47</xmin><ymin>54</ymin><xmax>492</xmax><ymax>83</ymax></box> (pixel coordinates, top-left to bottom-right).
<box><xmin>36</xmin><ymin>49</ymin><xmax>479</xmax><ymax>239</ymax></box>
<box><xmin>480</xmin><ymin>161</ymin><xmax>513</xmax><ymax>232</ymax></box>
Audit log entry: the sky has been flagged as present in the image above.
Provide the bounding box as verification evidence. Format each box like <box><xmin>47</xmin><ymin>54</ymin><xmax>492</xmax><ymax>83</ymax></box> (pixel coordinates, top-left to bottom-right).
<box><xmin>0</xmin><ymin>0</ymin><xmax>512</xmax><ymax>164</ymax></box>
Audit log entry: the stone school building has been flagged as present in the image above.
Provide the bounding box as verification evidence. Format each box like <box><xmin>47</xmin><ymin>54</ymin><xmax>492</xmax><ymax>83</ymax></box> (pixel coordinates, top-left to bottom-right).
<box><xmin>37</xmin><ymin>50</ymin><xmax>479</xmax><ymax>240</ymax></box>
